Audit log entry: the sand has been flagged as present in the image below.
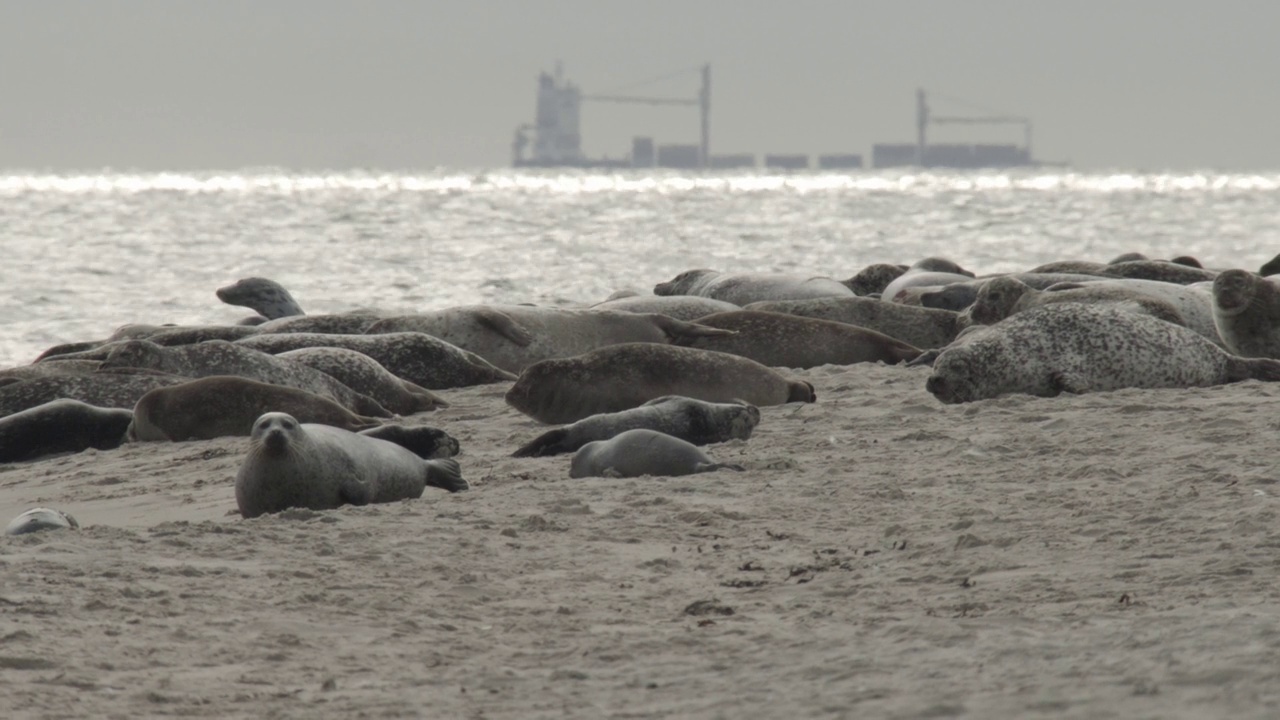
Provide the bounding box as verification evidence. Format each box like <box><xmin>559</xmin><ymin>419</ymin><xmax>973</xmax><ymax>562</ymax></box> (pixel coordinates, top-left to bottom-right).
<box><xmin>4</xmin><ymin>363</ymin><xmax>1280</xmax><ymax>719</ymax></box>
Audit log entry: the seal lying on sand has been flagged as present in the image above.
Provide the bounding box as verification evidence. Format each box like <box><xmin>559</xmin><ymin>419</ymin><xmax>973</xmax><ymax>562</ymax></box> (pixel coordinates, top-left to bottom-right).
<box><xmin>128</xmin><ymin>376</ymin><xmax>384</xmax><ymax>441</ymax></box>
<box><xmin>506</xmin><ymin>343</ymin><xmax>815</xmax><ymax>424</ymax></box>
<box><xmin>277</xmin><ymin>347</ymin><xmax>448</xmax><ymax>414</ymax></box>
<box><xmin>0</xmin><ymin>369</ymin><xmax>191</xmax><ymax>417</ymax></box>
<box><xmin>654</xmin><ymin>269</ymin><xmax>853</xmax><ymax>305</ymax></box>
<box><xmin>967</xmin><ymin>276</ymin><xmax>1187</xmax><ymax>328</ymax></box>
<box><xmin>925</xmin><ymin>304</ymin><xmax>1280</xmax><ymax>404</ymax></box>
<box><xmin>6</xmin><ymin>508</ymin><xmax>79</xmax><ymax>536</ymax></box>
<box><xmin>255</xmin><ymin>313</ymin><xmax>385</xmax><ymax>335</ymax></box>
<box><xmin>745</xmin><ymin>296</ymin><xmax>966</xmax><ymax>350</ymax></box>
<box><xmin>0</xmin><ymin>399</ymin><xmax>133</xmax><ymax>463</ymax></box>
<box><xmin>675</xmin><ymin>310</ymin><xmax>922</xmax><ymax>367</ymax></box>
<box><xmin>569</xmin><ymin>428</ymin><xmax>745</xmax><ymax>478</ymax></box>
<box><xmin>1211</xmin><ymin>270</ymin><xmax>1280</xmax><ymax>359</ymax></box>
<box><xmin>513</xmin><ymin>395</ymin><xmax>760</xmax><ymax>457</ymax></box>
<box><xmin>235</xmin><ymin>412</ymin><xmax>466</xmax><ymax>519</ymax></box>
<box><xmin>588</xmin><ymin>295</ymin><xmax>742</xmax><ymax>321</ymax></box>
<box><xmin>216</xmin><ymin>277</ymin><xmax>305</xmax><ymax>319</ymax></box>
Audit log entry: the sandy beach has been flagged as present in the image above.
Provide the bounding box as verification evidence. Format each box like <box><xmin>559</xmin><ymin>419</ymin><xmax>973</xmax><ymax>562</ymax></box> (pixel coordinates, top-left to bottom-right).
<box><xmin>4</xmin><ymin>360</ymin><xmax>1280</xmax><ymax>719</ymax></box>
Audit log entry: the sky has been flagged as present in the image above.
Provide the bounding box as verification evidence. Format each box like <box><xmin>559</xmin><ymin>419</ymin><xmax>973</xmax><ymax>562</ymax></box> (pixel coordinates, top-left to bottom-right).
<box><xmin>0</xmin><ymin>0</ymin><xmax>1277</xmax><ymax>172</ymax></box>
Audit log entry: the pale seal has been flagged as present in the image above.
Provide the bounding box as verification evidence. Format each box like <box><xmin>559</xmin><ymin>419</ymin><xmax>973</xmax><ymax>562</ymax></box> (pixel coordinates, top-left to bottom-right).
<box><xmin>235</xmin><ymin>412</ymin><xmax>466</xmax><ymax>519</ymax></box>
<box><xmin>654</xmin><ymin>269</ymin><xmax>854</xmax><ymax>305</ymax></box>
<box><xmin>1211</xmin><ymin>270</ymin><xmax>1280</xmax><ymax>359</ymax></box>
<box><xmin>925</xmin><ymin>304</ymin><xmax>1280</xmax><ymax>404</ymax></box>
<box><xmin>588</xmin><ymin>295</ymin><xmax>742</xmax><ymax>321</ymax></box>
<box><xmin>513</xmin><ymin>395</ymin><xmax>760</xmax><ymax>457</ymax></box>
<box><xmin>234</xmin><ymin>332</ymin><xmax>515</xmax><ymax>389</ymax></box>
<box><xmin>216</xmin><ymin>277</ymin><xmax>305</xmax><ymax>319</ymax></box>
<box><xmin>745</xmin><ymin>296</ymin><xmax>967</xmax><ymax>350</ymax></box>
<box><xmin>569</xmin><ymin>428</ymin><xmax>745</xmax><ymax>478</ymax></box>
<box><xmin>100</xmin><ymin>340</ymin><xmax>392</xmax><ymax>417</ymax></box>
<box><xmin>6</xmin><ymin>508</ymin><xmax>79</xmax><ymax>536</ymax></box>
<box><xmin>128</xmin><ymin>376</ymin><xmax>384</xmax><ymax>442</ymax></box>
<box><xmin>968</xmin><ymin>276</ymin><xmax>1187</xmax><ymax>328</ymax></box>
<box><xmin>366</xmin><ymin>305</ymin><xmax>736</xmax><ymax>374</ymax></box>
<box><xmin>674</xmin><ymin>310</ymin><xmax>922</xmax><ymax>367</ymax></box>
<box><xmin>0</xmin><ymin>399</ymin><xmax>133</xmax><ymax>463</ymax></box>
<box><xmin>506</xmin><ymin>343</ymin><xmax>815</xmax><ymax>425</ymax></box>
<box><xmin>0</xmin><ymin>369</ymin><xmax>190</xmax><ymax>417</ymax></box>
<box><xmin>277</xmin><ymin>347</ymin><xmax>448</xmax><ymax>414</ymax></box>
<box><xmin>880</xmin><ymin>270</ymin><xmax>976</xmax><ymax>304</ymax></box>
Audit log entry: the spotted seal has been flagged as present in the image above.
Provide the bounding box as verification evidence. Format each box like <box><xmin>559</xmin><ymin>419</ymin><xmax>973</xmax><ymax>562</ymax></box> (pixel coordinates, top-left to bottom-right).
<box><xmin>0</xmin><ymin>399</ymin><xmax>133</xmax><ymax>463</ymax></box>
<box><xmin>513</xmin><ymin>395</ymin><xmax>760</xmax><ymax>457</ymax></box>
<box><xmin>841</xmin><ymin>263</ymin><xmax>907</xmax><ymax>296</ymax></box>
<box><xmin>1211</xmin><ymin>270</ymin><xmax>1280</xmax><ymax>359</ymax></box>
<box><xmin>234</xmin><ymin>412</ymin><xmax>466</xmax><ymax>519</ymax></box>
<box><xmin>276</xmin><ymin>347</ymin><xmax>448</xmax><ymax>414</ymax></box>
<box><xmin>744</xmin><ymin>296</ymin><xmax>967</xmax><ymax>350</ymax></box>
<box><xmin>506</xmin><ymin>343</ymin><xmax>815</xmax><ymax>424</ymax></box>
<box><xmin>588</xmin><ymin>295</ymin><xmax>742</xmax><ymax>320</ymax></box>
<box><xmin>654</xmin><ymin>269</ymin><xmax>853</xmax><ymax>305</ymax></box>
<box><xmin>925</xmin><ymin>304</ymin><xmax>1280</xmax><ymax>404</ymax></box>
<box><xmin>6</xmin><ymin>508</ymin><xmax>79</xmax><ymax>536</ymax></box>
<box><xmin>255</xmin><ymin>312</ymin><xmax>386</xmax><ymax>335</ymax></box>
<box><xmin>569</xmin><ymin>428</ymin><xmax>745</xmax><ymax>478</ymax></box>
<box><xmin>674</xmin><ymin>310</ymin><xmax>921</xmax><ymax>367</ymax></box>
<box><xmin>0</xmin><ymin>369</ymin><xmax>191</xmax><ymax>417</ymax></box>
<box><xmin>968</xmin><ymin>276</ymin><xmax>1187</xmax><ymax>328</ymax></box>
<box><xmin>216</xmin><ymin>277</ymin><xmax>305</xmax><ymax>319</ymax></box>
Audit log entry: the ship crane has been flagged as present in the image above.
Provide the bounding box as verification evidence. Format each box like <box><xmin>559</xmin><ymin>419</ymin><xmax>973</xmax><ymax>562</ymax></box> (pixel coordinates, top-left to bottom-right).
<box><xmin>581</xmin><ymin>64</ymin><xmax>711</xmax><ymax>167</ymax></box>
<box><xmin>916</xmin><ymin>88</ymin><xmax>1033</xmax><ymax>165</ymax></box>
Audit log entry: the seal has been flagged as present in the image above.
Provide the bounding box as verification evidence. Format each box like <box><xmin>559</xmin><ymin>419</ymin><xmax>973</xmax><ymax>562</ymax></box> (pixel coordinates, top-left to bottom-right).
<box><xmin>745</xmin><ymin>296</ymin><xmax>967</xmax><ymax>350</ymax></box>
<box><xmin>0</xmin><ymin>399</ymin><xmax>134</xmax><ymax>463</ymax></box>
<box><xmin>100</xmin><ymin>340</ymin><xmax>392</xmax><ymax>417</ymax></box>
<box><xmin>255</xmin><ymin>312</ymin><xmax>385</xmax><ymax>335</ymax></box>
<box><xmin>1260</xmin><ymin>253</ymin><xmax>1280</xmax><ymax>278</ymax></box>
<box><xmin>366</xmin><ymin>306</ymin><xmax>737</xmax><ymax>373</ymax></box>
<box><xmin>569</xmin><ymin>428</ymin><xmax>745</xmax><ymax>478</ymax></box>
<box><xmin>0</xmin><ymin>369</ymin><xmax>191</xmax><ymax>417</ymax></box>
<box><xmin>653</xmin><ymin>269</ymin><xmax>853</xmax><ymax>305</ymax></box>
<box><xmin>216</xmin><ymin>277</ymin><xmax>305</xmax><ymax>319</ymax></box>
<box><xmin>235</xmin><ymin>412</ymin><xmax>467</xmax><ymax>519</ymax></box>
<box><xmin>0</xmin><ymin>359</ymin><xmax>105</xmax><ymax>384</ymax></box>
<box><xmin>916</xmin><ymin>273</ymin><xmax>1110</xmax><ymax>312</ymax></box>
<box><xmin>880</xmin><ymin>270</ymin><xmax>976</xmax><ymax>305</ymax></box>
<box><xmin>1211</xmin><ymin>269</ymin><xmax>1280</xmax><ymax>359</ymax></box>
<box><xmin>1029</xmin><ymin>260</ymin><xmax>1217</xmax><ymax>285</ymax></box>
<box><xmin>968</xmin><ymin>276</ymin><xmax>1188</xmax><ymax>328</ymax></box>
<box><xmin>235</xmin><ymin>332</ymin><xmax>516</xmax><ymax>389</ymax></box>
<box><xmin>1040</xmin><ymin>278</ymin><xmax>1221</xmax><ymax>345</ymax></box>
<box><xmin>276</xmin><ymin>347</ymin><xmax>448</xmax><ymax>414</ymax></box>
<box><xmin>358</xmin><ymin>423</ymin><xmax>460</xmax><ymax>459</ymax></box>
<box><xmin>588</xmin><ymin>295</ymin><xmax>742</xmax><ymax>321</ymax></box>
<box><xmin>841</xmin><ymin>263</ymin><xmax>907</xmax><ymax>297</ymax></box>
<box><xmin>6</xmin><ymin>508</ymin><xmax>79</xmax><ymax>536</ymax></box>
<box><xmin>910</xmin><ymin>257</ymin><xmax>975</xmax><ymax>277</ymax></box>
<box><xmin>506</xmin><ymin>343</ymin><xmax>815</xmax><ymax>425</ymax></box>
<box><xmin>513</xmin><ymin>395</ymin><xmax>760</xmax><ymax>457</ymax></box>
<box><xmin>924</xmin><ymin>304</ymin><xmax>1280</xmax><ymax>404</ymax></box>
<box><xmin>674</xmin><ymin>310</ymin><xmax>922</xmax><ymax>367</ymax></box>
<box><xmin>128</xmin><ymin>376</ymin><xmax>384</xmax><ymax>442</ymax></box>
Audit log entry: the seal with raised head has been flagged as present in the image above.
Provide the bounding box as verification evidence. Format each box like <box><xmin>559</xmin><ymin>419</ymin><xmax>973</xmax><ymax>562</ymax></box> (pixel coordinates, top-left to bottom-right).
<box><xmin>0</xmin><ymin>399</ymin><xmax>134</xmax><ymax>463</ymax></box>
<box><xmin>216</xmin><ymin>277</ymin><xmax>305</xmax><ymax>319</ymax></box>
<box><xmin>6</xmin><ymin>508</ymin><xmax>79</xmax><ymax>536</ymax></box>
<box><xmin>235</xmin><ymin>412</ymin><xmax>466</xmax><ymax>519</ymax></box>
<box><xmin>235</xmin><ymin>332</ymin><xmax>515</xmax><ymax>389</ymax></box>
<box><xmin>513</xmin><ymin>395</ymin><xmax>760</xmax><ymax>457</ymax></box>
<box><xmin>588</xmin><ymin>295</ymin><xmax>742</xmax><ymax>321</ymax></box>
<box><xmin>968</xmin><ymin>276</ymin><xmax>1188</xmax><ymax>328</ymax></box>
<box><xmin>128</xmin><ymin>376</ymin><xmax>384</xmax><ymax>442</ymax></box>
<box><xmin>506</xmin><ymin>343</ymin><xmax>815</xmax><ymax>425</ymax></box>
<box><xmin>366</xmin><ymin>305</ymin><xmax>736</xmax><ymax>374</ymax></box>
<box><xmin>654</xmin><ymin>269</ymin><xmax>853</xmax><ymax>305</ymax></box>
<box><xmin>925</xmin><ymin>304</ymin><xmax>1280</xmax><ymax>404</ymax></box>
<box><xmin>674</xmin><ymin>310</ymin><xmax>922</xmax><ymax>367</ymax></box>
<box><xmin>569</xmin><ymin>428</ymin><xmax>745</xmax><ymax>478</ymax></box>
<box><xmin>745</xmin><ymin>296</ymin><xmax>967</xmax><ymax>350</ymax></box>
<box><xmin>1211</xmin><ymin>269</ymin><xmax>1280</xmax><ymax>359</ymax></box>
<box><xmin>277</xmin><ymin>347</ymin><xmax>448</xmax><ymax>414</ymax></box>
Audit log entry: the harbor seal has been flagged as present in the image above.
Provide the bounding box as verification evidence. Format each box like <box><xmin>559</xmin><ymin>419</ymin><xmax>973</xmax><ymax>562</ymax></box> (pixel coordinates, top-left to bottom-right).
<box><xmin>968</xmin><ymin>276</ymin><xmax>1187</xmax><ymax>328</ymax></box>
<box><xmin>654</xmin><ymin>269</ymin><xmax>853</xmax><ymax>305</ymax></box>
<box><xmin>365</xmin><ymin>306</ymin><xmax>736</xmax><ymax>373</ymax></box>
<box><xmin>925</xmin><ymin>304</ymin><xmax>1280</xmax><ymax>404</ymax></box>
<box><xmin>128</xmin><ymin>376</ymin><xmax>384</xmax><ymax>442</ymax></box>
<box><xmin>588</xmin><ymin>295</ymin><xmax>742</xmax><ymax>320</ymax></box>
<box><xmin>235</xmin><ymin>332</ymin><xmax>515</xmax><ymax>389</ymax></box>
<box><xmin>1211</xmin><ymin>270</ymin><xmax>1280</xmax><ymax>359</ymax></box>
<box><xmin>100</xmin><ymin>340</ymin><xmax>392</xmax><ymax>417</ymax></box>
<box><xmin>841</xmin><ymin>263</ymin><xmax>907</xmax><ymax>297</ymax></box>
<box><xmin>0</xmin><ymin>369</ymin><xmax>191</xmax><ymax>417</ymax></box>
<box><xmin>235</xmin><ymin>412</ymin><xmax>466</xmax><ymax>519</ymax></box>
<box><xmin>358</xmin><ymin>423</ymin><xmax>459</xmax><ymax>459</ymax></box>
<box><xmin>569</xmin><ymin>428</ymin><xmax>745</xmax><ymax>478</ymax></box>
<box><xmin>506</xmin><ymin>343</ymin><xmax>815</xmax><ymax>424</ymax></box>
<box><xmin>6</xmin><ymin>508</ymin><xmax>79</xmax><ymax>536</ymax></box>
<box><xmin>255</xmin><ymin>312</ymin><xmax>385</xmax><ymax>335</ymax></box>
<box><xmin>1260</xmin><ymin>254</ymin><xmax>1280</xmax><ymax>278</ymax></box>
<box><xmin>277</xmin><ymin>347</ymin><xmax>448</xmax><ymax>414</ymax></box>
<box><xmin>880</xmin><ymin>270</ymin><xmax>975</xmax><ymax>304</ymax></box>
<box><xmin>0</xmin><ymin>359</ymin><xmax>105</xmax><ymax>384</ymax></box>
<box><xmin>216</xmin><ymin>277</ymin><xmax>305</xmax><ymax>319</ymax></box>
<box><xmin>1041</xmin><ymin>278</ymin><xmax>1221</xmax><ymax>345</ymax></box>
<box><xmin>513</xmin><ymin>395</ymin><xmax>760</xmax><ymax>457</ymax></box>
<box><xmin>745</xmin><ymin>296</ymin><xmax>966</xmax><ymax>350</ymax></box>
<box><xmin>915</xmin><ymin>273</ymin><xmax>1108</xmax><ymax>312</ymax></box>
<box><xmin>0</xmin><ymin>399</ymin><xmax>134</xmax><ymax>463</ymax></box>
<box><xmin>674</xmin><ymin>310</ymin><xmax>921</xmax><ymax>367</ymax></box>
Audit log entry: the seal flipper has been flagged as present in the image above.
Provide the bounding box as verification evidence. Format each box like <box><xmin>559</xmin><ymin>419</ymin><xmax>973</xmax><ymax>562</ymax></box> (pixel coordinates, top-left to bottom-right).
<box><xmin>1229</xmin><ymin>357</ymin><xmax>1280</xmax><ymax>384</ymax></box>
<box><xmin>907</xmin><ymin>349</ymin><xmax>943</xmax><ymax>368</ymax></box>
<box><xmin>338</xmin><ymin>476</ymin><xmax>373</xmax><ymax>506</ymax></box>
<box><xmin>1047</xmin><ymin>370</ymin><xmax>1090</xmax><ymax>396</ymax></box>
<box><xmin>474</xmin><ymin>309</ymin><xmax>534</xmax><ymax>347</ymax></box>
<box><xmin>424</xmin><ymin>458</ymin><xmax>468</xmax><ymax>492</ymax></box>
<box><xmin>512</xmin><ymin>427</ymin><xmax>572</xmax><ymax>457</ymax></box>
<box><xmin>649</xmin><ymin>315</ymin><xmax>737</xmax><ymax>344</ymax></box>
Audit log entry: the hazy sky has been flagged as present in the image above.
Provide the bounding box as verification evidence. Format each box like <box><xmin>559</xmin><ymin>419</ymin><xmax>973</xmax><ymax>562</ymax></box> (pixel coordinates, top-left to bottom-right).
<box><xmin>1</xmin><ymin>0</ymin><xmax>1277</xmax><ymax>171</ymax></box>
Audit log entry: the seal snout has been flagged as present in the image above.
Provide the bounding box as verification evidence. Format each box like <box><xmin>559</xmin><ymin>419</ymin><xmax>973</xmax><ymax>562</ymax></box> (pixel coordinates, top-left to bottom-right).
<box><xmin>262</xmin><ymin>428</ymin><xmax>290</xmax><ymax>451</ymax></box>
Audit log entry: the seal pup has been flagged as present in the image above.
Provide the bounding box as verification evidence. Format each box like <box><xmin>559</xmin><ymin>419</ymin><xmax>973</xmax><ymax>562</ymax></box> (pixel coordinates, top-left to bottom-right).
<box><xmin>235</xmin><ymin>332</ymin><xmax>515</xmax><ymax>389</ymax></box>
<box><xmin>277</xmin><ymin>347</ymin><xmax>448</xmax><ymax>414</ymax></box>
<box><xmin>1211</xmin><ymin>270</ymin><xmax>1280</xmax><ymax>359</ymax></box>
<box><xmin>366</xmin><ymin>306</ymin><xmax>736</xmax><ymax>373</ymax></box>
<box><xmin>6</xmin><ymin>508</ymin><xmax>79</xmax><ymax>536</ymax></box>
<box><xmin>100</xmin><ymin>340</ymin><xmax>391</xmax><ymax>417</ymax></box>
<box><xmin>128</xmin><ymin>376</ymin><xmax>384</xmax><ymax>442</ymax></box>
<box><xmin>0</xmin><ymin>369</ymin><xmax>191</xmax><ymax>417</ymax></box>
<box><xmin>925</xmin><ymin>304</ymin><xmax>1280</xmax><ymax>404</ymax></box>
<box><xmin>968</xmin><ymin>276</ymin><xmax>1187</xmax><ymax>328</ymax></box>
<box><xmin>745</xmin><ymin>296</ymin><xmax>967</xmax><ymax>350</ymax></box>
<box><xmin>0</xmin><ymin>399</ymin><xmax>133</xmax><ymax>463</ymax></box>
<box><xmin>588</xmin><ymin>295</ymin><xmax>742</xmax><ymax>321</ymax></box>
<box><xmin>569</xmin><ymin>429</ymin><xmax>745</xmax><ymax>478</ymax></box>
<box><xmin>674</xmin><ymin>310</ymin><xmax>922</xmax><ymax>367</ymax></box>
<box><xmin>235</xmin><ymin>412</ymin><xmax>466</xmax><ymax>519</ymax></box>
<box><xmin>216</xmin><ymin>277</ymin><xmax>305</xmax><ymax>319</ymax></box>
<box><xmin>513</xmin><ymin>396</ymin><xmax>760</xmax><ymax>457</ymax></box>
<box><xmin>506</xmin><ymin>343</ymin><xmax>815</xmax><ymax>425</ymax></box>
<box><xmin>654</xmin><ymin>269</ymin><xmax>854</xmax><ymax>305</ymax></box>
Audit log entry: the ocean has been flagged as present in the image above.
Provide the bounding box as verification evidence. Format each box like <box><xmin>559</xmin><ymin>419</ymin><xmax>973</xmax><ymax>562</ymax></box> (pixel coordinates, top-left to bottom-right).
<box><xmin>1</xmin><ymin>169</ymin><xmax>1277</xmax><ymax>368</ymax></box>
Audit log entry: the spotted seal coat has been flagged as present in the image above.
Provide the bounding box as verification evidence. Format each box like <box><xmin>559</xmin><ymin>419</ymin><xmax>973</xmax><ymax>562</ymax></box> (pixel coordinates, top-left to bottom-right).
<box><xmin>745</xmin><ymin>296</ymin><xmax>967</xmax><ymax>350</ymax></box>
<box><xmin>277</xmin><ymin>347</ymin><xmax>448</xmax><ymax>414</ymax></box>
<box><xmin>967</xmin><ymin>276</ymin><xmax>1188</xmax><ymax>328</ymax></box>
<box><xmin>216</xmin><ymin>277</ymin><xmax>305</xmax><ymax>319</ymax></box>
<box><xmin>1211</xmin><ymin>270</ymin><xmax>1280</xmax><ymax>359</ymax></box>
